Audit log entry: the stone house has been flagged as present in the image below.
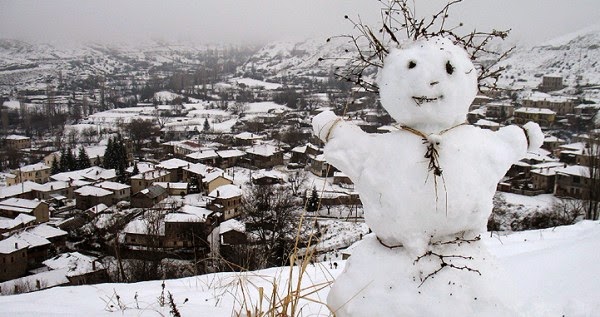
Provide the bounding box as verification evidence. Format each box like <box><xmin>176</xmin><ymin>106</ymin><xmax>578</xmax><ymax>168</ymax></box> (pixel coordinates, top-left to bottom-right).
<box><xmin>96</xmin><ymin>181</ymin><xmax>131</xmax><ymax>204</ymax></box>
<box><xmin>216</xmin><ymin>149</ymin><xmax>246</xmax><ymax>168</ymax></box>
<box><xmin>554</xmin><ymin>165</ymin><xmax>592</xmax><ymax>199</ymax></box>
<box><xmin>0</xmin><ymin>198</ymin><xmax>50</xmax><ymax>223</ymax></box>
<box><xmin>157</xmin><ymin>158</ymin><xmax>192</xmax><ymax>182</ymax></box>
<box><xmin>0</xmin><ymin>236</ymin><xmax>28</xmax><ymax>282</ymax></box>
<box><xmin>8</xmin><ymin>163</ymin><xmax>51</xmax><ymax>185</ymax></box>
<box><xmin>244</xmin><ymin>144</ymin><xmax>284</xmax><ymax>169</ymax></box>
<box><xmin>42</xmin><ymin>252</ymin><xmax>108</xmax><ymax>286</ymax></box>
<box><xmin>5</xmin><ymin>135</ymin><xmax>31</xmax><ymax>150</ymax></box>
<box><xmin>207</xmin><ymin>185</ymin><xmax>243</xmax><ymax>221</ymax></box>
<box><xmin>131</xmin><ymin>185</ymin><xmax>168</xmax><ymax>208</ymax></box>
<box><xmin>234</xmin><ymin>132</ymin><xmax>265</xmax><ymax>146</ymax></box>
<box><xmin>485</xmin><ymin>102</ymin><xmax>514</xmax><ymax>122</ymax></box>
<box><xmin>130</xmin><ymin>169</ymin><xmax>171</xmax><ymax>194</ymax></box>
<box><xmin>539</xmin><ymin>75</ymin><xmax>564</xmax><ymax>92</ymax></box>
<box><xmin>514</xmin><ymin>107</ymin><xmax>556</xmax><ymax>127</ymax></box>
<box><xmin>521</xmin><ymin>92</ymin><xmax>573</xmax><ymax>116</ymax></box>
<box><xmin>153</xmin><ymin>182</ymin><xmax>189</xmax><ymax>196</ymax></box>
<box><xmin>310</xmin><ymin>154</ymin><xmax>336</xmax><ymax>177</ymax></box>
<box><xmin>219</xmin><ymin>219</ymin><xmax>246</xmax><ymax>246</ymax></box>
<box><xmin>74</xmin><ymin>186</ymin><xmax>114</xmax><ymax>210</ymax></box>
<box><xmin>530</xmin><ymin>162</ymin><xmax>565</xmax><ymax>193</ymax></box>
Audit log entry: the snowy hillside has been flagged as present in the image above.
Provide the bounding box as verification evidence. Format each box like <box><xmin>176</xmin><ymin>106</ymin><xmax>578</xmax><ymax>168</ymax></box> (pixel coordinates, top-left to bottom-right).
<box><xmin>238</xmin><ymin>38</ymin><xmax>353</xmax><ymax>81</ymax></box>
<box><xmin>0</xmin><ymin>221</ymin><xmax>598</xmax><ymax>316</ymax></box>
<box><xmin>498</xmin><ymin>25</ymin><xmax>600</xmax><ymax>95</ymax></box>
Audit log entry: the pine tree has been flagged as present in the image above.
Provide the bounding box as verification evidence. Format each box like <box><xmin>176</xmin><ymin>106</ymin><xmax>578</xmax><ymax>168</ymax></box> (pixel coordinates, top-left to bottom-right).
<box><xmin>59</xmin><ymin>148</ymin><xmax>68</xmax><ymax>172</ymax></box>
<box><xmin>307</xmin><ymin>186</ymin><xmax>320</xmax><ymax>212</ymax></box>
<box><xmin>77</xmin><ymin>146</ymin><xmax>91</xmax><ymax>169</ymax></box>
<box><xmin>63</xmin><ymin>147</ymin><xmax>77</xmax><ymax>171</ymax></box>
<box><xmin>203</xmin><ymin>118</ymin><xmax>210</xmax><ymax>132</ymax></box>
<box><xmin>51</xmin><ymin>155</ymin><xmax>60</xmax><ymax>175</ymax></box>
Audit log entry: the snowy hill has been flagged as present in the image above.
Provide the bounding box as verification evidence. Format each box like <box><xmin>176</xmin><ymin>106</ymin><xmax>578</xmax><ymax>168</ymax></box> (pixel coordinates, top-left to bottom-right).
<box><xmin>238</xmin><ymin>38</ymin><xmax>353</xmax><ymax>81</ymax></box>
<box><xmin>497</xmin><ymin>24</ymin><xmax>600</xmax><ymax>95</ymax></box>
<box><xmin>0</xmin><ymin>221</ymin><xmax>598</xmax><ymax>316</ymax></box>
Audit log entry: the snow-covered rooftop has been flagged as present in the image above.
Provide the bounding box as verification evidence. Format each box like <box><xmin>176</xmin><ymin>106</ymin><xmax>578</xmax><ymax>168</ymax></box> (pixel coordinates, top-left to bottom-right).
<box><xmin>209</xmin><ymin>184</ymin><xmax>242</xmax><ymax>199</ymax></box>
<box><xmin>97</xmin><ymin>181</ymin><xmax>130</xmax><ymax>191</ymax></box>
<box><xmin>43</xmin><ymin>252</ymin><xmax>103</xmax><ymax>277</ymax></box>
<box><xmin>245</xmin><ymin>144</ymin><xmax>281</xmax><ymax>157</ymax></box>
<box><xmin>157</xmin><ymin>158</ymin><xmax>192</xmax><ymax>170</ymax></box>
<box><xmin>220</xmin><ymin>219</ymin><xmax>245</xmax><ymax>234</ymax></box>
<box><xmin>74</xmin><ymin>186</ymin><xmax>113</xmax><ymax>197</ymax></box>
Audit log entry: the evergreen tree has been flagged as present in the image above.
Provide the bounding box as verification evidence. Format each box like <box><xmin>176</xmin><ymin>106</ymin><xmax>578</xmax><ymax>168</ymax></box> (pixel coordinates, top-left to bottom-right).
<box><xmin>51</xmin><ymin>155</ymin><xmax>60</xmax><ymax>175</ymax></box>
<box><xmin>307</xmin><ymin>186</ymin><xmax>320</xmax><ymax>212</ymax></box>
<box><xmin>132</xmin><ymin>163</ymin><xmax>140</xmax><ymax>175</ymax></box>
<box><xmin>77</xmin><ymin>146</ymin><xmax>91</xmax><ymax>169</ymax></box>
<box><xmin>59</xmin><ymin>148</ymin><xmax>68</xmax><ymax>172</ymax></box>
<box><xmin>203</xmin><ymin>118</ymin><xmax>210</xmax><ymax>132</ymax></box>
<box><xmin>63</xmin><ymin>147</ymin><xmax>77</xmax><ymax>171</ymax></box>
<box><xmin>103</xmin><ymin>137</ymin><xmax>115</xmax><ymax>169</ymax></box>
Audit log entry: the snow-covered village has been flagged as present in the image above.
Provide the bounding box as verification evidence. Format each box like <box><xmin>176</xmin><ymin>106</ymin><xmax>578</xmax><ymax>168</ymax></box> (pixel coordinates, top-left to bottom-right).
<box><xmin>0</xmin><ymin>0</ymin><xmax>600</xmax><ymax>316</ymax></box>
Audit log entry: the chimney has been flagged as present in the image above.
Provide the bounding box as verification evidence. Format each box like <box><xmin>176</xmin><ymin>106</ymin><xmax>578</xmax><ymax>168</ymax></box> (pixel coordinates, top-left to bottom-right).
<box><xmin>216</xmin><ymin>190</ymin><xmax>220</xmax><ymax>197</ymax></box>
<box><xmin>92</xmin><ymin>261</ymin><xmax>96</xmax><ymax>270</ymax></box>
<box><xmin>15</xmin><ymin>242</ymin><xmax>18</xmax><ymax>249</ymax></box>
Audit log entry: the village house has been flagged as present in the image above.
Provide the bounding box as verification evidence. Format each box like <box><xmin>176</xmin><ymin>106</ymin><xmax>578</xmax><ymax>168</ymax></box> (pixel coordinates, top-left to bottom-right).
<box><xmin>0</xmin><ymin>236</ymin><xmax>29</xmax><ymax>282</ymax></box>
<box><xmin>311</xmin><ymin>154</ymin><xmax>336</xmax><ymax>177</ymax></box>
<box><xmin>10</xmin><ymin>231</ymin><xmax>51</xmax><ymax>269</ymax></box>
<box><xmin>154</xmin><ymin>182</ymin><xmax>189</xmax><ymax>196</ymax></box>
<box><xmin>290</xmin><ymin>143</ymin><xmax>321</xmax><ymax>166</ymax></box>
<box><xmin>96</xmin><ymin>181</ymin><xmax>131</xmax><ymax>204</ymax></box>
<box><xmin>131</xmin><ymin>185</ymin><xmax>168</xmax><ymax>208</ymax></box>
<box><xmin>163</xmin><ymin>212</ymin><xmax>211</xmax><ymax>248</ymax></box>
<box><xmin>542</xmin><ymin>136</ymin><xmax>566</xmax><ymax>155</ymax></box>
<box><xmin>0</xmin><ymin>198</ymin><xmax>49</xmax><ymax>223</ymax></box>
<box><xmin>123</xmin><ymin>217</ymin><xmax>164</xmax><ymax>248</ymax></box>
<box><xmin>5</xmin><ymin>135</ymin><xmax>31</xmax><ymax>150</ymax></box>
<box><xmin>485</xmin><ymin>102</ymin><xmax>514</xmax><ymax>122</ymax></box>
<box><xmin>25</xmin><ymin>224</ymin><xmax>68</xmax><ymax>251</ymax></box>
<box><xmin>514</xmin><ymin>107</ymin><xmax>556</xmax><ymax>127</ymax></box>
<box><xmin>7</xmin><ymin>163</ymin><xmax>51</xmax><ymax>186</ymax></box>
<box><xmin>554</xmin><ymin>165</ymin><xmax>592</xmax><ymax>199</ymax></box>
<box><xmin>521</xmin><ymin>92</ymin><xmax>574</xmax><ymax>116</ymax></box>
<box><xmin>42</xmin><ymin>252</ymin><xmax>108</xmax><ymax>286</ymax></box>
<box><xmin>530</xmin><ymin>162</ymin><xmax>566</xmax><ymax>193</ymax></box>
<box><xmin>174</xmin><ymin>140</ymin><xmax>203</xmax><ymax>156</ymax></box>
<box><xmin>219</xmin><ymin>219</ymin><xmax>246</xmax><ymax>246</ymax></box>
<box><xmin>251</xmin><ymin>170</ymin><xmax>285</xmax><ymax>185</ymax></box>
<box><xmin>0</xmin><ymin>214</ymin><xmax>36</xmax><ymax>235</ymax></box>
<box><xmin>74</xmin><ymin>186</ymin><xmax>114</xmax><ymax>210</ymax></box>
<box><xmin>538</xmin><ymin>75</ymin><xmax>564</xmax><ymax>92</ymax></box>
<box><xmin>0</xmin><ymin>181</ymin><xmax>39</xmax><ymax>200</ymax></box>
<box><xmin>557</xmin><ymin>142</ymin><xmax>586</xmax><ymax>165</ymax></box>
<box><xmin>244</xmin><ymin>144</ymin><xmax>283</xmax><ymax>169</ymax></box>
<box><xmin>207</xmin><ymin>185</ymin><xmax>243</xmax><ymax>221</ymax></box>
<box><xmin>234</xmin><ymin>132</ymin><xmax>265</xmax><ymax>146</ymax></box>
<box><xmin>186</xmin><ymin>149</ymin><xmax>219</xmax><ymax>165</ymax></box>
<box><xmin>216</xmin><ymin>149</ymin><xmax>245</xmax><ymax>168</ymax></box>
<box><xmin>181</xmin><ymin>163</ymin><xmax>233</xmax><ymax>194</ymax></box>
<box><xmin>130</xmin><ymin>169</ymin><xmax>171</xmax><ymax>194</ymax></box>
<box><xmin>157</xmin><ymin>158</ymin><xmax>192</xmax><ymax>182</ymax></box>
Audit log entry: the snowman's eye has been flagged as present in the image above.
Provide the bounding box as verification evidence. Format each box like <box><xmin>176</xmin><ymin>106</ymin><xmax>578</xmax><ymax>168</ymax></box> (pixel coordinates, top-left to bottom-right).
<box><xmin>446</xmin><ymin>61</ymin><xmax>454</xmax><ymax>75</ymax></box>
<box><xmin>408</xmin><ymin>61</ymin><xmax>416</xmax><ymax>69</ymax></box>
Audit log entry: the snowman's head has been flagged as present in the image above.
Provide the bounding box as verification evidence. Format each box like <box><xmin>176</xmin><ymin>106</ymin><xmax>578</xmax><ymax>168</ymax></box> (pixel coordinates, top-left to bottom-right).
<box><xmin>377</xmin><ymin>37</ymin><xmax>478</xmax><ymax>131</ymax></box>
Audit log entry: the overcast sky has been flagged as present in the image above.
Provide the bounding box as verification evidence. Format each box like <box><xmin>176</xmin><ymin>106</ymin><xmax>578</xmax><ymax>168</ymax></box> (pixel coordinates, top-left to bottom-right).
<box><xmin>1</xmin><ymin>0</ymin><xmax>599</xmax><ymax>46</ymax></box>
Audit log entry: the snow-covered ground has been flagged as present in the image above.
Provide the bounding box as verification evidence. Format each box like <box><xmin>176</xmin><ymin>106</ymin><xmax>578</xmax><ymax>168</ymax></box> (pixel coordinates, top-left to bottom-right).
<box><xmin>0</xmin><ymin>220</ymin><xmax>598</xmax><ymax>316</ymax></box>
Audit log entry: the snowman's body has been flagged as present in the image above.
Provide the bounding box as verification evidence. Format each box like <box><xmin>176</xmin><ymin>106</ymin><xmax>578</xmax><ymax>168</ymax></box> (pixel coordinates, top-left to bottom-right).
<box><xmin>313</xmin><ymin>37</ymin><xmax>543</xmax><ymax>316</ymax></box>
<box><xmin>325</xmin><ymin>123</ymin><xmax>528</xmax><ymax>254</ymax></box>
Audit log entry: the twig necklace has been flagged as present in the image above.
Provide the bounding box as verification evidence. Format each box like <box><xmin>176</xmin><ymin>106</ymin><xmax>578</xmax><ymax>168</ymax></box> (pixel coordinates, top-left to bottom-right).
<box><xmin>394</xmin><ymin>122</ymin><xmax>468</xmax><ymax>213</ymax></box>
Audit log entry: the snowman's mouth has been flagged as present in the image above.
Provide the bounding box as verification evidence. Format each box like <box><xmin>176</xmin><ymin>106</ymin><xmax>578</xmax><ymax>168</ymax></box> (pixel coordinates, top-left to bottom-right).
<box><xmin>412</xmin><ymin>95</ymin><xmax>443</xmax><ymax>106</ymax></box>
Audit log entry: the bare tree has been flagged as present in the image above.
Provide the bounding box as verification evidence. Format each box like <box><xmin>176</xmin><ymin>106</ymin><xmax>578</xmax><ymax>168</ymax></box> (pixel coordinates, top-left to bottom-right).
<box><xmin>240</xmin><ymin>183</ymin><xmax>309</xmax><ymax>268</ymax></box>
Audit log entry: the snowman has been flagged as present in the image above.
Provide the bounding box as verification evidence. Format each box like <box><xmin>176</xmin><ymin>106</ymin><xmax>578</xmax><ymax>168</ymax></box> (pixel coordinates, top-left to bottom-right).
<box><xmin>313</xmin><ymin>37</ymin><xmax>543</xmax><ymax>316</ymax></box>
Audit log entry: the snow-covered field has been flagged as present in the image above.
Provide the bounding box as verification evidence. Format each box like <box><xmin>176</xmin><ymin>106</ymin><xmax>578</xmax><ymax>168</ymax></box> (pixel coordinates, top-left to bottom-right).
<box><xmin>0</xmin><ymin>220</ymin><xmax>598</xmax><ymax>316</ymax></box>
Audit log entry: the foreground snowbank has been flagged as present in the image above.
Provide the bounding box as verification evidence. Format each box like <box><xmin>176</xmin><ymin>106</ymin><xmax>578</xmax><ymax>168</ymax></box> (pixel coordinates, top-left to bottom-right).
<box><xmin>0</xmin><ymin>221</ymin><xmax>598</xmax><ymax>316</ymax></box>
